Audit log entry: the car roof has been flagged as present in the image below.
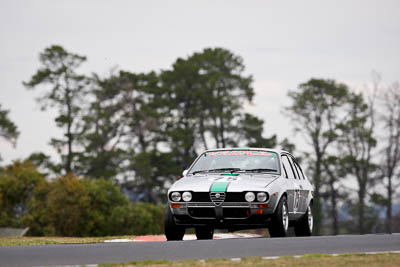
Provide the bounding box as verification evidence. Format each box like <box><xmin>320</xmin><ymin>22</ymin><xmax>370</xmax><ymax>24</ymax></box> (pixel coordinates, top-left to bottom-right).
<box><xmin>202</xmin><ymin>147</ymin><xmax>292</xmax><ymax>156</ymax></box>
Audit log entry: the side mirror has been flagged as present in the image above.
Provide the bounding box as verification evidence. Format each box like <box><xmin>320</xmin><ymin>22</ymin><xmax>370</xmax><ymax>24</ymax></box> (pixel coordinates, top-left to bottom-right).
<box><xmin>182</xmin><ymin>170</ymin><xmax>188</xmax><ymax>177</ymax></box>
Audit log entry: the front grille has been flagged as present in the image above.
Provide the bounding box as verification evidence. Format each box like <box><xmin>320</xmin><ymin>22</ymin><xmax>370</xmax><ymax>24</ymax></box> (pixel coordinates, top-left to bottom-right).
<box><xmin>192</xmin><ymin>192</ymin><xmax>210</xmax><ymax>202</ymax></box>
<box><xmin>225</xmin><ymin>192</ymin><xmax>245</xmax><ymax>202</ymax></box>
<box><xmin>191</xmin><ymin>192</ymin><xmax>245</xmax><ymax>203</ymax></box>
<box><xmin>210</xmin><ymin>192</ymin><xmax>226</xmax><ymax>206</ymax></box>
<box><xmin>188</xmin><ymin>207</ymin><xmax>216</xmax><ymax>218</ymax></box>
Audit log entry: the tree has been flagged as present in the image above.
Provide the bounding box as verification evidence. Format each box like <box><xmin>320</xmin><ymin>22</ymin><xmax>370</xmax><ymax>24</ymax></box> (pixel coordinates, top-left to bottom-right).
<box><xmin>285</xmin><ymin>79</ymin><xmax>351</xmax><ymax>235</ymax></box>
<box><xmin>378</xmin><ymin>82</ymin><xmax>400</xmax><ymax>233</ymax></box>
<box><xmin>89</xmin><ymin>71</ymin><xmax>175</xmax><ymax>201</ymax></box>
<box><xmin>0</xmin><ymin>104</ymin><xmax>19</xmax><ymax>161</ymax></box>
<box><xmin>337</xmin><ymin>92</ymin><xmax>377</xmax><ymax>234</ymax></box>
<box><xmin>26</xmin><ymin>152</ymin><xmax>62</xmax><ymax>177</ymax></box>
<box><xmin>238</xmin><ymin>113</ymin><xmax>276</xmax><ymax>148</ymax></box>
<box><xmin>161</xmin><ymin>56</ymin><xmax>207</xmax><ymax>169</ymax></box>
<box><xmin>278</xmin><ymin>138</ymin><xmax>297</xmax><ymax>155</ymax></box>
<box><xmin>23</xmin><ymin>45</ymin><xmax>88</xmax><ymax>174</ymax></box>
<box><xmin>190</xmin><ymin>48</ymin><xmax>255</xmax><ymax>148</ymax></box>
<box><xmin>161</xmin><ymin>47</ymin><xmax>273</xmax><ymax>168</ymax></box>
<box><xmin>125</xmin><ymin>71</ymin><xmax>180</xmax><ymax>199</ymax></box>
<box><xmin>74</xmin><ymin>72</ymin><xmax>130</xmax><ymax>179</ymax></box>
<box><xmin>321</xmin><ymin>155</ymin><xmax>349</xmax><ymax>235</ymax></box>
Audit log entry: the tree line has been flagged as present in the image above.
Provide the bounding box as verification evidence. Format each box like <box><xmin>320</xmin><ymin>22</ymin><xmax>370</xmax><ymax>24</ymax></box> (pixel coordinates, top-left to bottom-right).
<box><xmin>21</xmin><ymin>45</ymin><xmax>277</xmax><ymax>203</ymax></box>
<box><xmin>0</xmin><ymin>45</ymin><xmax>399</xmax><ymax>236</ymax></box>
<box><xmin>286</xmin><ymin>77</ymin><xmax>400</xmax><ymax>235</ymax></box>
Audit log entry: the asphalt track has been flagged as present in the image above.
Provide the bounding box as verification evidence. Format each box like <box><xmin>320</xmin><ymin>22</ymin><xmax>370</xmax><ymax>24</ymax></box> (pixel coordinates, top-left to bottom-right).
<box><xmin>1</xmin><ymin>234</ymin><xmax>400</xmax><ymax>267</ymax></box>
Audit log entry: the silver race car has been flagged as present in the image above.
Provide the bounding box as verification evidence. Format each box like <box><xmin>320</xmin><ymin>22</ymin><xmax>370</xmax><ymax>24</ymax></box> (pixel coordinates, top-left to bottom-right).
<box><xmin>164</xmin><ymin>148</ymin><xmax>314</xmax><ymax>240</ymax></box>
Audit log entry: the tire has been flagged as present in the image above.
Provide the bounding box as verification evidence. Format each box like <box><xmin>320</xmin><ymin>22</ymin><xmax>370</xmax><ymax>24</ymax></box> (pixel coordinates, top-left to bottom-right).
<box><xmin>269</xmin><ymin>196</ymin><xmax>289</xmax><ymax>238</ymax></box>
<box><xmin>195</xmin><ymin>226</ymin><xmax>214</xmax><ymax>240</ymax></box>
<box><xmin>294</xmin><ymin>203</ymin><xmax>313</xmax><ymax>236</ymax></box>
<box><xmin>164</xmin><ymin>205</ymin><xmax>185</xmax><ymax>241</ymax></box>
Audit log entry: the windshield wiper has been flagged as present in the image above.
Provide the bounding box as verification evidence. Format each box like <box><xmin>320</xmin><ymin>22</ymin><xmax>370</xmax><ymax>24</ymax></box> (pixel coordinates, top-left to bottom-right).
<box><xmin>241</xmin><ymin>168</ymin><xmax>277</xmax><ymax>173</ymax></box>
<box><xmin>192</xmin><ymin>168</ymin><xmax>241</xmax><ymax>175</ymax></box>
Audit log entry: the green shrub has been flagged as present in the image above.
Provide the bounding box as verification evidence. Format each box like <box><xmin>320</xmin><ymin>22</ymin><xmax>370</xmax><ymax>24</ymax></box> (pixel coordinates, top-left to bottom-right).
<box><xmin>0</xmin><ymin>161</ymin><xmax>46</xmax><ymax>228</ymax></box>
<box><xmin>110</xmin><ymin>202</ymin><xmax>165</xmax><ymax>235</ymax></box>
<box><xmin>1</xmin><ymin>162</ymin><xmax>166</xmax><ymax>237</ymax></box>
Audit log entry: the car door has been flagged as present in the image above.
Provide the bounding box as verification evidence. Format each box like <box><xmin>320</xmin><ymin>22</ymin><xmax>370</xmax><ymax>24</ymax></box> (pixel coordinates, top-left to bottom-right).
<box><xmin>281</xmin><ymin>154</ymin><xmax>301</xmax><ymax>219</ymax></box>
<box><xmin>289</xmin><ymin>156</ymin><xmax>308</xmax><ymax>213</ymax></box>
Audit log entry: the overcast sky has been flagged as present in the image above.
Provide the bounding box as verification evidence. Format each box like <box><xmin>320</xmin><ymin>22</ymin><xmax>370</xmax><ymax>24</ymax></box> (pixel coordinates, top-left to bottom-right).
<box><xmin>0</xmin><ymin>0</ymin><xmax>399</xmax><ymax>165</ymax></box>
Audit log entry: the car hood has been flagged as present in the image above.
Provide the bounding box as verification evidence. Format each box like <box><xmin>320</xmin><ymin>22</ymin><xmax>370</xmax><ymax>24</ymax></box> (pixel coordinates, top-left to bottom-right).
<box><xmin>169</xmin><ymin>173</ymin><xmax>279</xmax><ymax>192</ymax></box>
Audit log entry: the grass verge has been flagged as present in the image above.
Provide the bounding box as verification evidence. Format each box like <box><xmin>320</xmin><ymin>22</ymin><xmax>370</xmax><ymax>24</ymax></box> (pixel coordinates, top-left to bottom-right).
<box><xmin>0</xmin><ymin>236</ymin><xmax>135</xmax><ymax>246</ymax></box>
<box><xmin>100</xmin><ymin>253</ymin><xmax>400</xmax><ymax>267</ymax></box>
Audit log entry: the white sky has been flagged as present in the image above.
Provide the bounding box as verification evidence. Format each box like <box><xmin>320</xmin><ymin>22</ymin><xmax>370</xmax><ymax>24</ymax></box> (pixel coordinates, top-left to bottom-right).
<box><xmin>0</xmin><ymin>0</ymin><xmax>399</xmax><ymax>165</ymax></box>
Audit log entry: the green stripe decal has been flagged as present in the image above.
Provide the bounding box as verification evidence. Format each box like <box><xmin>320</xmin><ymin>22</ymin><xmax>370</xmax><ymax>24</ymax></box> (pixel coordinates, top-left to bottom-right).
<box><xmin>220</xmin><ymin>173</ymin><xmax>239</xmax><ymax>176</ymax></box>
<box><xmin>210</xmin><ymin>181</ymin><xmax>230</xmax><ymax>192</ymax></box>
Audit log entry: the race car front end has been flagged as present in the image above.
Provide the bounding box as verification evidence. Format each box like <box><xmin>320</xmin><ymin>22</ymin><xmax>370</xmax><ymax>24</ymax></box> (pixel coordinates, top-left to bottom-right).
<box><xmin>167</xmin><ymin>188</ymin><xmax>279</xmax><ymax>231</ymax></box>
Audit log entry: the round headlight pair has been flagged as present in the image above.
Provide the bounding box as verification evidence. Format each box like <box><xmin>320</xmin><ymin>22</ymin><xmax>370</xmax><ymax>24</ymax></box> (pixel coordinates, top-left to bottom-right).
<box><xmin>170</xmin><ymin>191</ymin><xmax>192</xmax><ymax>202</ymax></box>
<box><xmin>245</xmin><ymin>192</ymin><xmax>268</xmax><ymax>202</ymax></box>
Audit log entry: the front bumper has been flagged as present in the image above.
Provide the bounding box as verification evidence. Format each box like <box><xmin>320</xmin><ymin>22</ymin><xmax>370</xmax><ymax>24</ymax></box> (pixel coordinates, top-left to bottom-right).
<box><xmin>169</xmin><ymin>202</ymin><xmax>273</xmax><ymax>229</ymax></box>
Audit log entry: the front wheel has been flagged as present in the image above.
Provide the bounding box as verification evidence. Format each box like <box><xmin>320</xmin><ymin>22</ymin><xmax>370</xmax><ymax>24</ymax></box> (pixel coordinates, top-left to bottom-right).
<box><xmin>294</xmin><ymin>203</ymin><xmax>313</xmax><ymax>236</ymax></box>
<box><xmin>164</xmin><ymin>205</ymin><xmax>185</xmax><ymax>241</ymax></box>
<box><xmin>269</xmin><ymin>196</ymin><xmax>289</xmax><ymax>237</ymax></box>
<box><xmin>195</xmin><ymin>226</ymin><xmax>214</xmax><ymax>240</ymax></box>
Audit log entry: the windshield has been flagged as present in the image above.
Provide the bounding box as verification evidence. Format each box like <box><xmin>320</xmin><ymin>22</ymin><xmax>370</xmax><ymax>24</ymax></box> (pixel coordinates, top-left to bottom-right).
<box><xmin>189</xmin><ymin>150</ymin><xmax>280</xmax><ymax>175</ymax></box>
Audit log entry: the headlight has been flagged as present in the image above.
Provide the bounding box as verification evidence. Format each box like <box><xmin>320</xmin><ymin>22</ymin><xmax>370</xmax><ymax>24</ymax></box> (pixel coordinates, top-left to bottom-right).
<box><xmin>257</xmin><ymin>192</ymin><xmax>268</xmax><ymax>202</ymax></box>
<box><xmin>245</xmin><ymin>192</ymin><xmax>255</xmax><ymax>202</ymax></box>
<box><xmin>171</xmin><ymin>192</ymin><xmax>181</xmax><ymax>202</ymax></box>
<box><xmin>182</xmin><ymin>191</ymin><xmax>192</xmax><ymax>202</ymax></box>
